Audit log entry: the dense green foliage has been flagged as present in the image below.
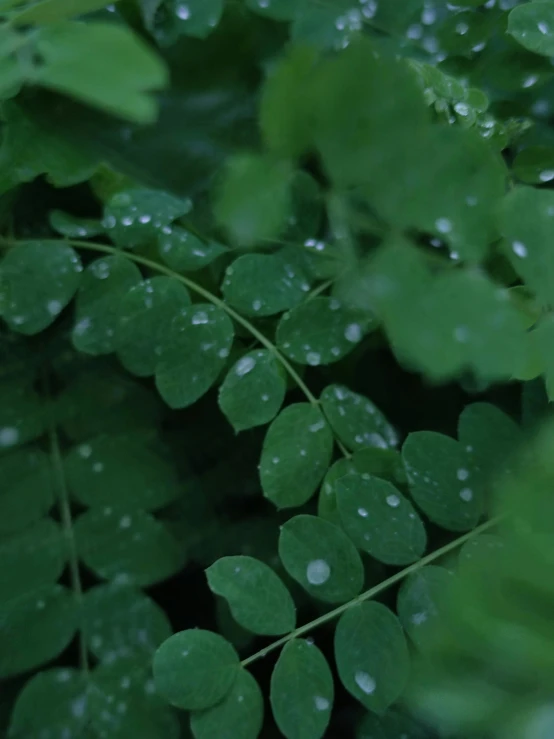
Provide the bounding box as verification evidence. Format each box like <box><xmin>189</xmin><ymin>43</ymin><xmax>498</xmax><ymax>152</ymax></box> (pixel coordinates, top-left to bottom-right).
<box><xmin>1</xmin><ymin>0</ymin><xmax>554</xmax><ymax>738</ymax></box>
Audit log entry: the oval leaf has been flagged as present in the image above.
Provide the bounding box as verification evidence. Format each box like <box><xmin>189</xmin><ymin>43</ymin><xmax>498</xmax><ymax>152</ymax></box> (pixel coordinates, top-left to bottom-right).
<box><xmin>508</xmin><ymin>3</ymin><xmax>554</xmax><ymax>57</ymax></box>
<box><xmin>158</xmin><ymin>226</ymin><xmax>228</xmax><ymax>272</ymax></box>
<box><xmin>279</xmin><ymin>514</ymin><xmax>364</xmax><ymax>604</ymax></box>
<box><xmin>396</xmin><ymin>566</ymin><xmax>452</xmax><ymax>649</ymax></box>
<box><xmin>270</xmin><ymin>639</ymin><xmax>334</xmax><ymax>739</ymax></box>
<box><xmin>334</xmin><ymin>602</ymin><xmax>410</xmax><ymax>714</ymax></box>
<box><xmin>260</xmin><ymin>404</ymin><xmax>333</xmax><ymax>508</ymax></box>
<box><xmin>206</xmin><ymin>555</ymin><xmax>296</xmax><ymax>636</ymax></box>
<box><xmin>153</xmin><ymin>629</ymin><xmax>240</xmax><ymax>710</ymax></box>
<box><xmin>336</xmin><ymin>474</ymin><xmax>427</xmax><ymax>566</ymax></box>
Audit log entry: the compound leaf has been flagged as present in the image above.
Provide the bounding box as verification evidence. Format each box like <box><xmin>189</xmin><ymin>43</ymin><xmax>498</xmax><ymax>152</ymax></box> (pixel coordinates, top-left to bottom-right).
<box><xmin>206</xmin><ymin>555</ymin><xmax>296</xmax><ymax>636</ymax></box>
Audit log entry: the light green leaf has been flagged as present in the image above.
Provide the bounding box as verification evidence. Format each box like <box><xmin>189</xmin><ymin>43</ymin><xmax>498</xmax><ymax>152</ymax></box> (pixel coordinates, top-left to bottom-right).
<box><xmin>0</xmin><ymin>519</ymin><xmax>66</xmax><ymax>603</ymax></box>
<box><xmin>260</xmin><ymin>404</ymin><xmax>333</xmax><ymax>508</ymax></box>
<box><xmin>0</xmin><ymin>448</ymin><xmax>53</xmax><ymax>534</ymax></box>
<box><xmin>35</xmin><ymin>22</ymin><xmax>168</xmax><ymax>123</ymax></box>
<box><xmin>508</xmin><ymin>2</ymin><xmax>554</xmax><ymax>57</ymax></box>
<box><xmin>155</xmin><ymin>303</ymin><xmax>234</xmax><ymax>409</ymax></box>
<box><xmin>83</xmin><ymin>582</ymin><xmax>172</xmax><ymax>665</ymax></box>
<box><xmin>222</xmin><ymin>253</ymin><xmax>310</xmax><ymax>317</ymax></box>
<box><xmin>334</xmin><ymin>602</ymin><xmax>410</xmax><ymax>714</ymax></box>
<box><xmin>402</xmin><ymin>431</ymin><xmax>483</xmax><ymax>531</ymax></box>
<box><xmin>270</xmin><ymin>639</ymin><xmax>334</xmax><ymax>739</ymax></box>
<box><xmin>190</xmin><ymin>668</ymin><xmax>263</xmax><ymax>739</ymax></box>
<box><xmin>512</xmin><ymin>146</ymin><xmax>554</xmax><ymax>185</ymax></box>
<box><xmin>153</xmin><ymin>629</ymin><xmax>240</xmax><ymax>710</ymax></box>
<box><xmin>356</xmin><ymin>709</ymin><xmax>430</xmax><ymax>739</ymax></box>
<box><xmin>72</xmin><ymin>255</ymin><xmax>142</xmax><ymax>355</ymax></box>
<box><xmin>336</xmin><ymin>474</ymin><xmax>427</xmax><ymax>566</ymax></box>
<box><xmin>0</xmin><ymin>241</ymin><xmax>82</xmax><ymax>334</ymax></box>
<box><xmin>277</xmin><ymin>298</ymin><xmax>374</xmax><ymax>367</ymax></box>
<box><xmin>396</xmin><ymin>566</ymin><xmax>452</xmax><ymax>649</ymax></box>
<box><xmin>218</xmin><ymin>349</ymin><xmax>286</xmax><ymax>432</ymax></box>
<box><xmin>158</xmin><ymin>227</ymin><xmax>228</xmax><ymax>272</ymax></box>
<box><xmin>0</xmin><ymin>379</ymin><xmax>45</xmax><ymax>451</ymax></box>
<box><xmin>65</xmin><ymin>434</ymin><xmax>182</xmax><ymax>510</ymax></box>
<box><xmin>214</xmin><ymin>154</ymin><xmax>292</xmax><ymax>248</ymax></box>
<box><xmin>457</xmin><ymin>402</ymin><xmax>522</xmax><ymax>485</ymax></box>
<box><xmin>75</xmin><ymin>507</ymin><xmax>184</xmax><ymax>586</ymax></box>
<box><xmin>49</xmin><ymin>209</ymin><xmax>104</xmax><ymax>238</ymax></box>
<box><xmin>206</xmin><ymin>555</ymin><xmax>296</xmax><ymax>636</ymax></box>
<box><xmin>0</xmin><ymin>584</ymin><xmax>77</xmax><ymax>678</ymax></box>
<box><xmin>104</xmin><ymin>189</ymin><xmax>192</xmax><ymax>250</ymax></box>
<box><xmin>320</xmin><ymin>385</ymin><xmax>398</xmax><ymax>452</ymax></box>
<box><xmin>498</xmin><ymin>186</ymin><xmax>554</xmax><ymax>308</ymax></box>
<box><xmin>278</xmin><ymin>514</ymin><xmax>364</xmax><ymax>603</ymax></box>
<box><xmin>115</xmin><ymin>277</ymin><xmax>191</xmax><ymax>377</ymax></box>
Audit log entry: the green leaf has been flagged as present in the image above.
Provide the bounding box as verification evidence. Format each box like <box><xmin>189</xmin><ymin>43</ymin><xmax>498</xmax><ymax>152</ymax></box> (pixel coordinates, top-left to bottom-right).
<box><xmin>291</xmin><ymin>0</ymin><xmax>366</xmax><ymax>48</ymax></box>
<box><xmin>214</xmin><ymin>154</ymin><xmax>292</xmax><ymax>248</ymax></box>
<box><xmin>334</xmin><ymin>602</ymin><xmax>410</xmax><ymax>714</ymax></box>
<box><xmin>512</xmin><ymin>146</ymin><xmax>554</xmax><ymax>185</ymax></box>
<box><xmin>49</xmin><ymin>209</ymin><xmax>104</xmax><ymax>238</ymax></box>
<box><xmin>155</xmin><ymin>303</ymin><xmax>235</xmax><ymax>409</ymax></box>
<box><xmin>278</xmin><ymin>514</ymin><xmax>364</xmax><ymax>604</ymax></box>
<box><xmin>72</xmin><ymin>255</ymin><xmax>142</xmax><ymax>356</ymax></box>
<box><xmin>0</xmin><ymin>584</ymin><xmax>77</xmax><ymax>678</ymax></box>
<box><xmin>0</xmin><ymin>241</ymin><xmax>82</xmax><ymax>334</ymax></box>
<box><xmin>498</xmin><ymin>186</ymin><xmax>554</xmax><ymax>308</ymax></box>
<box><xmin>260</xmin><ymin>404</ymin><xmax>333</xmax><ymax>508</ymax></box>
<box><xmin>508</xmin><ymin>2</ymin><xmax>554</xmax><ymax>57</ymax></box>
<box><xmin>153</xmin><ymin>629</ymin><xmax>240</xmax><ymax>710</ymax></box>
<box><xmin>245</xmin><ymin>0</ymin><xmax>295</xmax><ymax>21</ymax></box>
<box><xmin>35</xmin><ymin>22</ymin><xmax>168</xmax><ymax>123</ymax></box>
<box><xmin>158</xmin><ymin>227</ymin><xmax>228</xmax><ymax>272</ymax></box>
<box><xmin>402</xmin><ymin>431</ymin><xmax>483</xmax><ymax>532</ymax></box>
<box><xmin>149</xmin><ymin>0</ymin><xmax>225</xmax><ymax>41</ymax></box>
<box><xmin>270</xmin><ymin>639</ymin><xmax>334</xmax><ymax>739</ymax></box>
<box><xmin>75</xmin><ymin>507</ymin><xmax>184</xmax><ymax>586</ymax></box>
<box><xmin>320</xmin><ymin>385</ymin><xmax>398</xmax><ymax>452</ymax></box>
<box><xmin>458</xmin><ymin>533</ymin><xmax>505</xmax><ymax>572</ymax></box>
<box><xmin>206</xmin><ymin>555</ymin><xmax>296</xmax><ymax>636</ymax></box>
<box><xmin>336</xmin><ymin>474</ymin><xmax>427</xmax><ymax>566</ymax></box>
<box><xmin>396</xmin><ymin>566</ymin><xmax>452</xmax><ymax>650</ymax></box>
<box><xmin>0</xmin><ymin>448</ymin><xmax>54</xmax><ymax>534</ymax></box>
<box><xmin>83</xmin><ymin>582</ymin><xmax>172</xmax><ymax>665</ymax></box>
<box><xmin>12</xmin><ymin>0</ymin><xmax>113</xmax><ymax>25</ymax></box>
<box><xmin>0</xmin><ymin>519</ymin><xmax>66</xmax><ymax>602</ymax></box>
<box><xmin>0</xmin><ymin>379</ymin><xmax>45</xmax><ymax>451</ymax></box>
<box><xmin>104</xmin><ymin>189</ymin><xmax>192</xmax><ymax>250</ymax></box>
<box><xmin>115</xmin><ymin>277</ymin><xmax>191</xmax><ymax>377</ymax></box>
<box><xmin>222</xmin><ymin>253</ymin><xmax>310</xmax><ymax>317</ymax></box>
<box><xmin>190</xmin><ymin>668</ymin><xmax>263</xmax><ymax>739</ymax></box>
<box><xmin>218</xmin><ymin>349</ymin><xmax>287</xmax><ymax>432</ymax></box>
<box><xmin>356</xmin><ymin>709</ymin><xmax>431</xmax><ymax>739</ymax></box>
<box><xmin>277</xmin><ymin>298</ymin><xmax>374</xmax><ymax>367</ymax></box>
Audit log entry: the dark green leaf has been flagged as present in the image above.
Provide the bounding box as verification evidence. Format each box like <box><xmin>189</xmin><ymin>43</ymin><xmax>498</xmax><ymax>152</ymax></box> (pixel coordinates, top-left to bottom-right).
<box><xmin>270</xmin><ymin>639</ymin><xmax>334</xmax><ymax>739</ymax></box>
<box><xmin>12</xmin><ymin>0</ymin><xmax>112</xmax><ymax>24</ymax></box>
<box><xmin>260</xmin><ymin>404</ymin><xmax>333</xmax><ymax>508</ymax></box>
<box><xmin>49</xmin><ymin>209</ymin><xmax>104</xmax><ymax>238</ymax></box>
<box><xmin>278</xmin><ymin>514</ymin><xmax>364</xmax><ymax>603</ymax></box>
<box><xmin>72</xmin><ymin>255</ymin><xmax>142</xmax><ymax>355</ymax></box>
<box><xmin>148</xmin><ymin>0</ymin><xmax>224</xmax><ymax>42</ymax></box>
<box><xmin>218</xmin><ymin>349</ymin><xmax>286</xmax><ymax>431</ymax></box>
<box><xmin>0</xmin><ymin>241</ymin><xmax>82</xmax><ymax>334</ymax></box>
<box><xmin>158</xmin><ymin>227</ymin><xmax>228</xmax><ymax>272</ymax></box>
<box><xmin>153</xmin><ymin>629</ymin><xmax>240</xmax><ymax>710</ymax></box>
<box><xmin>190</xmin><ymin>668</ymin><xmax>264</xmax><ymax>739</ymax></box>
<box><xmin>155</xmin><ymin>303</ymin><xmax>234</xmax><ymax>409</ymax></box>
<box><xmin>0</xmin><ymin>379</ymin><xmax>45</xmax><ymax>451</ymax></box>
<box><xmin>334</xmin><ymin>602</ymin><xmax>410</xmax><ymax>714</ymax></box>
<box><xmin>206</xmin><ymin>555</ymin><xmax>296</xmax><ymax>636</ymax></box>
<box><xmin>222</xmin><ymin>253</ymin><xmax>310</xmax><ymax>317</ymax></box>
<box><xmin>336</xmin><ymin>474</ymin><xmax>427</xmax><ymax>566</ymax></box>
<box><xmin>0</xmin><ymin>448</ymin><xmax>54</xmax><ymax>534</ymax></box>
<box><xmin>396</xmin><ymin>566</ymin><xmax>452</xmax><ymax>649</ymax></box>
<box><xmin>115</xmin><ymin>277</ymin><xmax>191</xmax><ymax>377</ymax></box>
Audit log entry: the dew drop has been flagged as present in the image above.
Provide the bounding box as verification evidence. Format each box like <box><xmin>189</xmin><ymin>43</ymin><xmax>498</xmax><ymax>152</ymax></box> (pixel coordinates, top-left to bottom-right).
<box><xmin>176</xmin><ymin>3</ymin><xmax>190</xmax><ymax>19</ymax></box>
<box><xmin>119</xmin><ymin>515</ymin><xmax>131</xmax><ymax>529</ymax></box>
<box><xmin>0</xmin><ymin>427</ymin><xmax>18</xmax><ymax>447</ymax></box>
<box><xmin>411</xmin><ymin>611</ymin><xmax>428</xmax><ymax>625</ymax></box>
<box><xmin>386</xmin><ymin>494</ymin><xmax>400</xmax><ymax>508</ymax></box>
<box><xmin>306</xmin><ymin>352</ymin><xmax>321</xmax><ymax>366</ymax></box>
<box><xmin>512</xmin><ymin>241</ymin><xmax>528</xmax><ymax>258</ymax></box>
<box><xmin>354</xmin><ymin>671</ymin><xmax>376</xmax><ymax>695</ymax></box>
<box><xmin>457</xmin><ymin>468</ymin><xmax>469</xmax><ymax>481</ymax></box>
<box><xmin>345</xmin><ymin>323</ymin><xmax>362</xmax><ymax>343</ymax></box>
<box><xmin>460</xmin><ymin>488</ymin><xmax>473</xmax><ymax>502</ymax></box>
<box><xmin>306</xmin><ymin>559</ymin><xmax>330</xmax><ymax>585</ymax></box>
<box><xmin>358</xmin><ymin>507</ymin><xmax>369</xmax><ymax>518</ymax></box>
<box><xmin>435</xmin><ymin>217</ymin><xmax>452</xmax><ymax>234</ymax></box>
<box><xmin>47</xmin><ymin>300</ymin><xmax>62</xmax><ymax>316</ymax></box>
<box><xmin>192</xmin><ymin>311</ymin><xmax>209</xmax><ymax>325</ymax></box>
<box><xmin>540</xmin><ymin>170</ymin><xmax>554</xmax><ymax>182</ymax></box>
<box><xmin>236</xmin><ymin>356</ymin><xmax>255</xmax><ymax>376</ymax></box>
<box><xmin>314</xmin><ymin>696</ymin><xmax>330</xmax><ymax>711</ymax></box>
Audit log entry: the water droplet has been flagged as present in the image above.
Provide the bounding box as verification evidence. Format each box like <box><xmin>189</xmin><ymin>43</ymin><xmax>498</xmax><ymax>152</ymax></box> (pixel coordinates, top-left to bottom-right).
<box><xmin>91</xmin><ymin>261</ymin><xmax>111</xmax><ymax>280</ymax></box>
<box><xmin>120</xmin><ymin>677</ymin><xmax>131</xmax><ymax>689</ymax></box>
<box><xmin>454</xmin><ymin>102</ymin><xmax>470</xmax><ymax>117</ymax></box>
<box><xmin>457</xmin><ymin>468</ymin><xmax>469</xmax><ymax>481</ymax></box>
<box><xmin>192</xmin><ymin>311</ymin><xmax>209</xmax><ymax>325</ymax></box>
<box><xmin>456</xmin><ymin>21</ymin><xmax>469</xmax><ymax>35</ymax></box>
<box><xmin>314</xmin><ymin>696</ymin><xmax>330</xmax><ymax>711</ymax></box>
<box><xmin>523</xmin><ymin>74</ymin><xmax>538</xmax><ymax>88</ymax></box>
<box><xmin>306</xmin><ymin>352</ymin><xmax>321</xmax><ymax>366</ymax></box>
<box><xmin>236</xmin><ymin>356</ymin><xmax>255</xmax><ymax>376</ymax></box>
<box><xmin>93</xmin><ymin>462</ymin><xmax>104</xmax><ymax>473</ymax></box>
<box><xmin>345</xmin><ymin>323</ymin><xmax>362</xmax><ymax>343</ymax></box>
<box><xmin>512</xmin><ymin>241</ymin><xmax>527</xmax><ymax>258</ymax></box>
<box><xmin>354</xmin><ymin>671</ymin><xmax>376</xmax><ymax>695</ymax></box>
<box><xmin>540</xmin><ymin>170</ymin><xmax>554</xmax><ymax>182</ymax></box>
<box><xmin>252</xmin><ymin>299</ymin><xmax>262</xmax><ymax>311</ymax></box>
<box><xmin>460</xmin><ymin>488</ymin><xmax>473</xmax><ymax>502</ymax></box>
<box><xmin>176</xmin><ymin>3</ymin><xmax>190</xmax><ymax>19</ymax></box>
<box><xmin>538</xmin><ymin>21</ymin><xmax>549</xmax><ymax>35</ymax></box>
<box><xmin>0</xmin><ymin>427</ymin><xmax>18</xmax><ymax>447</ymax></box>
<box><xmin>71</xmin><ymin>695</ymin><xmax>87</xmax><ymax>718</ymax></box>
<box><xmin>306</xmin><ymin>559</ymin><xmax>330</xmax><ymax>585</ymax></box>
<box><xmin>421</xmin><ymin>7</ymin><xmax>436</xmax><ymax>25</ymax></box>
<box><xmin>309</xmin><ymin>420</ymin><xmax>325</xmax><ymax>432</ymax></box>
<box><xmin>119</xmin><ymin>515</ymin><xmax>131</xmax><ymax>529</ymax></box>
<box><xmin>300</xmin><ymin>448</ymin><xmax>307</xmax><ymax>456</ymax></box>
<box><xmin>47</xmin><ymin>300</ymin><xmax>62</xmax><ymax>316</ymax></box>
<box><xmin>411</xmin><ymin>611</ymin><xmax>428</xmax><ymax>625</ymax></box>
<box><xmin>121</xmin><ymin>216</ymin><xmax>134</xmax><ymax>227</ymax></box>
<box><xmin>358</xmin><ymin>507</ymin><xmax>369</xmax><ymax>517</ymax></box>
<box><xmin>435</xmin><ymin>217</ymin><xmax>452</xmax><ymax>234</ymax></box>
<box><xmin>218</xmin><ymin>347</ymin><xmax>230</xmax><ymax>358</ymax></box>
<box><xmin>386</xmin><ymin>494</ymin><xmax>400</xmax><ymax>508</ymax></box>
<box><xmin>272</xmin><ymin>456</ymin><xmax>280</xmax><ymax>464</ymax></box>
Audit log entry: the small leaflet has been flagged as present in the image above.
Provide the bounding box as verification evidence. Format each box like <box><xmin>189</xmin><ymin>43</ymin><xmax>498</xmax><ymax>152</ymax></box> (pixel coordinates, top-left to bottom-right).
<box><xmin>158</xmin><ymin>226</ymin><xmax>228</xmax><ymax>272</ymax></box>
<box><xmin>396</xmin><ymin>566</ymin><xmax>452</xmax><ymax>649</ymax></box>
<box><xmin>49</xmin><ymin>209</ymin><xmax>104</xmax><ymax>238</ymax></box>
<box><xmin>508</xmin><ymin>3</ymin><xmax>554</xmax><ymax>57</ymax></box>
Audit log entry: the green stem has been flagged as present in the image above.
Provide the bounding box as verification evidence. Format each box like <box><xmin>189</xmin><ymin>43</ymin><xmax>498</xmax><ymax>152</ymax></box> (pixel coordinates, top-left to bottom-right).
<box><xmin>45</xmin><ymin>379</ymin><xmax>89</xmax><ymax>675</ymax></box>
<box><xmin>241</xmin><ymin>515</ymin><xmax>501</xmax><ymax>667</ymax></box>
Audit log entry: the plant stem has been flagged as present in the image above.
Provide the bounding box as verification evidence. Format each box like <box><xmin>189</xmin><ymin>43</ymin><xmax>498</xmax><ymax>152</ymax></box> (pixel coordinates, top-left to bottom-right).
<box><xmin>240</xmin><ymin>515</ymin><xmax>502</xmax><ymax>667</ymax></box>
<box><xmin>45</xmin><ymin>377</ymin><xmax>89</xmax><ymax>675</ymax></box>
